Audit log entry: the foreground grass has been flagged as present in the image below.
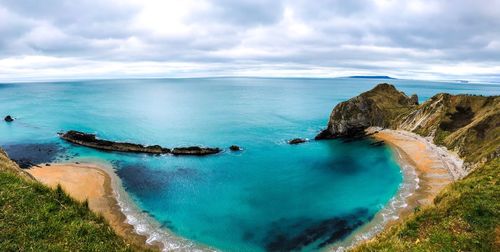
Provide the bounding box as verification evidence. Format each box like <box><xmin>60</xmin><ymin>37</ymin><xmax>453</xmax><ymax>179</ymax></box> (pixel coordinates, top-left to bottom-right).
<box><xmin>0</xmin><ymin>158</ymin><xmax>135</xmax><ymax>251</ymax></box>
<box><xmin>354</xmin><ymin>158</ymin><xmax>500</xmax><ymax>252</ymax></box>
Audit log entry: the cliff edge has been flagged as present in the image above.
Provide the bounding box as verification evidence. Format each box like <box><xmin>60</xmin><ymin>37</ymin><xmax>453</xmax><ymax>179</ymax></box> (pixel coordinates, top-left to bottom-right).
<box><xmin>317</xmin><ymin>83</ymin><xmax>499</xmax><ymax>173</ymax></box>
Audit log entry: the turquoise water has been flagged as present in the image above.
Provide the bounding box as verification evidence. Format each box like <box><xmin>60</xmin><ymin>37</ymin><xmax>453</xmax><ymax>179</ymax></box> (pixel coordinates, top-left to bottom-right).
<box><xmin>1</xmin><ymin>78</ymin><xmax>498</xmax><ymax>251</ymax></box>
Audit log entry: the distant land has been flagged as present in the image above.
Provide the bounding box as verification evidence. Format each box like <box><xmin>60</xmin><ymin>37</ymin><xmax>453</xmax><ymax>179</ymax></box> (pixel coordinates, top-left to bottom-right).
<box><xmin>347</xmin><ymin>76</ymin><xmax>395</xmax><ymax>79</ymax></box>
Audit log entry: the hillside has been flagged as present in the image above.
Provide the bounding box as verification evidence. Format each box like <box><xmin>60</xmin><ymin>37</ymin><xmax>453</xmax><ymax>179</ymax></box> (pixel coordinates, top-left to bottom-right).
<box><xmin>0</xmin><ymin>149</ymin><xmax>139</xmax><ymax>251</ymax></box>
<box><xmin>353</xmin><ymin>158</ymin><xmax>499</xmax><ymax>251</ymax></box>
<box><xmin>396</xmin><ymin>93</ymin><xmax>500</xmax><ymax>171</ymax></box>
<box><xmin>317</xmin><ymin>83</ymin><xmax>499</xmax><ymax>172</ymax></box>
<box><xmin>316</xmin><ymin>83</ymin><xmax>499</xmax><ymax>251</ymax></box>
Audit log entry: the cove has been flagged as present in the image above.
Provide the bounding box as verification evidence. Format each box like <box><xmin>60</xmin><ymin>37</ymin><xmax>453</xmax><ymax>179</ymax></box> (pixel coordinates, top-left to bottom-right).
<box><xmin>1</xmin><ymin>78</ymin><xmax>497</xmax><ymax>251</ymax></box>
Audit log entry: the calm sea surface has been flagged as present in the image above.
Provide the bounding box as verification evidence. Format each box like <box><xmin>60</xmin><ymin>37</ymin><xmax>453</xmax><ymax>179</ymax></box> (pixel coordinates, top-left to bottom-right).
<box><xmin>1</xmin><ymin>78</ymin><xmax>498</xmax><ymax>251</ymax></box>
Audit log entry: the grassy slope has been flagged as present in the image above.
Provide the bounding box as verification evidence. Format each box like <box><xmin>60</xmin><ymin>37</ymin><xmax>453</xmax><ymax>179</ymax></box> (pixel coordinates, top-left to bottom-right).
<box><xmin>354</xmin><ymin>159</ymin><xmax>499</xmax><ymax>251</ymax></box>
<box><xmin>0</xmin><ymin>150</ymin><xmax>137</xmax><ymax>251</ymax></box>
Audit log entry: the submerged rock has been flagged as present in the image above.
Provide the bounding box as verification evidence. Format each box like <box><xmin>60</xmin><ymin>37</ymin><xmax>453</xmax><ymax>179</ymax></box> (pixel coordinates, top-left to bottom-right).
<box><xmin>4</xmin><ymin>115</ymin><xmax>14</xmax><ymax>122</ymax></box>
<box><xmin>60</xmin><ymin>130</ymin><xmax>171</xmax><ymax>154</ymax></box>
<box><xmin>171</xmin><ymin>146</ymin><xmax>221</xmax><ymax>156</ymax></box>
<box><xmin>288</xmin><ymin>138</ymin><xmax>307</xmax><ymax>144</ymax></box>
<box><xmin>229</xmin><ymin>145</ymin><xmax>242</xmax><ymax>151</ymax></box>
<box><xmin>370</xmin><ymin>140</ymin><xmax>385</xmax><ymax>147</ymax></box>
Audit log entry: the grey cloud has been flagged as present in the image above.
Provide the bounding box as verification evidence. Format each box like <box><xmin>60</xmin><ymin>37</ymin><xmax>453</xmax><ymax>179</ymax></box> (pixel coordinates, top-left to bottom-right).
<box><xmin>0</xmin><ymin>0</ymin><xmax>499</xmax><ymax>81</ymax></box>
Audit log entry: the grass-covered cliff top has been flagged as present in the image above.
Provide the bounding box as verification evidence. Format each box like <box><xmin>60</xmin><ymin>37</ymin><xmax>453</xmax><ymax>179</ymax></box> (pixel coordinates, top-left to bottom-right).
<box><xmin>354</xmin><ymin>158</ymin><xmax>499</xmax><ymax>251</ymax></box>
<box><xmin>0</xmin><ymin>149</ymin><xmax>137</xmax><ymax>251</ymax></box>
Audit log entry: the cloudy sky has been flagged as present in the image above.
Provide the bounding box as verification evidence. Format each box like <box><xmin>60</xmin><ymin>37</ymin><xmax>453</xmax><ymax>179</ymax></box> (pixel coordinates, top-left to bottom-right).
<box><xmin>0</xmin><ymin>0</ymin><xmax>499</xmax><ymax>82</ymax></box>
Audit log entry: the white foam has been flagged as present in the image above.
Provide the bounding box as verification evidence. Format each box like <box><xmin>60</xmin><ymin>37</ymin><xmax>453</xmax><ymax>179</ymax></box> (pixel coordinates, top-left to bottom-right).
<box><xmin>78</xmin><ymin>160</ymin><xmax>216</xmax><ymax>252</ymax></box>
<box><xmin>113</xmin><ymin>183</ymin><xmax>213</xmax><ymax>251</ymax></box>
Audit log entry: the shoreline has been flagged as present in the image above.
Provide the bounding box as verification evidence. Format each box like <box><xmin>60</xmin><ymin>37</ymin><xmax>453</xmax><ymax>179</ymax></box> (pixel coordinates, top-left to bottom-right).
<box><xmin>26</xmin><ymin>162</ymin><xmax>160</xmax><ymax>251</ymax></box>
<box><xmin>26</xmin><ymin>161</ymin><xmax>212</xmax><ymax>251</ymax></box>
<box><xmin>328</xmin><ymin>128</ymin><xmax>464</xmax><ymax>251</ymax></box>
<box><xmin>24</xmin><ymin>128</ymin><xmax>465</xmax><ymax>252</ymax></box>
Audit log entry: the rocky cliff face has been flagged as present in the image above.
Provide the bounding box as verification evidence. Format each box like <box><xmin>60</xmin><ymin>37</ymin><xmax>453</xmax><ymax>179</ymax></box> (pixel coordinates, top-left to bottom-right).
<box><xmin>317</xmin><ymin>83</ymin><xmax>500</xmax><ymax>170</ymax></box>
<box><xmin>315</xmin><ymin>83</ymin><xmax>418</xmax><ymax>139</ymax></box>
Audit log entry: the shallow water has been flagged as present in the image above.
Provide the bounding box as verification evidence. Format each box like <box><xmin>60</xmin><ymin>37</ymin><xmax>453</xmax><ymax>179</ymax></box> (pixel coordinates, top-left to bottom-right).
<box><xmin>1</xmin><ymin>78</ymin><xmax>498</xmax><ymax>251</ymax></box>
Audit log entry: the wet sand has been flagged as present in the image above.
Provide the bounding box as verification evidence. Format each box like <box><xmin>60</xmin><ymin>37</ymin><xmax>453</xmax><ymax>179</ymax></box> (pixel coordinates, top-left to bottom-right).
<box><xmin>26</xmin><ymin>163</ymin><xmax>160</xmax><ymax>251</ymax></box>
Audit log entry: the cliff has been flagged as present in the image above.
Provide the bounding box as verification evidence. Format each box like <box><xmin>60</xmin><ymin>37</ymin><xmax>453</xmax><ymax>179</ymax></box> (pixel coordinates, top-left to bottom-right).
<box><xmin>0</xmin><ymin>148</ymin><xmax>140</xmax><ymax>251</ymax></box>
<box><xmin>317</xmin><ymin>83</ymin><xmax>499</xmax><ymax>171</ymax></box>
<box><xmin>316</xmin><ymin>83</ymin><xmax>418</xmax><ymax>139</ymax></box>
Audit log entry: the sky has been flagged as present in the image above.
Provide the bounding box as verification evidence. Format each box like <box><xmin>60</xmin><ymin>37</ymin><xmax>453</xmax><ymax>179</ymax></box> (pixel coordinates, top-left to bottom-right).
<box><xmin>0</xmin><ymin>0</ymin><xmax>499</xmax><ymax>82</ymax></box>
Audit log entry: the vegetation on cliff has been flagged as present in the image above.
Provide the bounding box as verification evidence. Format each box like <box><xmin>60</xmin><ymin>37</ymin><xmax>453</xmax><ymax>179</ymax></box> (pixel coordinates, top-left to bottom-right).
<box><xmin>318</xmin><ymin>83</ymin><xmax>499</xmax><ymax>170</ymax></box>
<box><xmin>316</xmin><ymin>83</ymin><xmax>418</xmax><ymax>139</ymax></box>
<box><xmin>0</xmin><ymin>149</ymin><xmax>139</xmax><ymax>251</ymax></box>
<box><xmin>397</xmin><ymin>93</ymin><xmax>500</xmax><ymax>170</ymax></box>
<box><xmin>354</xmin><ymin>158</ymin><xmax>499</xmax><ymax>252</ymax></box>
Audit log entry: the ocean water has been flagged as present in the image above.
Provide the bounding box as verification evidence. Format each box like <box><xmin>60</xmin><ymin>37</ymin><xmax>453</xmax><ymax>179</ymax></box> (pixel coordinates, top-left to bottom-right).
<box><xmin>1</xmin><ymin>78</ymin><xmax>498</xmax><ymax>251</ymax></box>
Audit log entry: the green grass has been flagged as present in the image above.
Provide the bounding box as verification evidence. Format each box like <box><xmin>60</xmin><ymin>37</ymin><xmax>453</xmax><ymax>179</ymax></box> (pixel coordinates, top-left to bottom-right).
<box><xmin>0</xmin><ymin>166</ymin><xmax>136</xmax><ymax>251</ymax></box>
<box><xmin>353</xmin><ymin>158</ymin><xmax>500</xmax><ymax>252</ymax></box>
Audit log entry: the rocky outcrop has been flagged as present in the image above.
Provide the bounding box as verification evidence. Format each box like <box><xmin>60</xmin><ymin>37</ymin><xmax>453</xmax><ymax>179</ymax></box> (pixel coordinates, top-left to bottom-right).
<box><xmin>317</xmin><ymin>83</ymin><xmax>500</xmax><ymax>171</ymax></box>
<box><xmin>4</xmin><ymin>115</ymin><xmax>14</xmax><ymax>122</ymax></box>
<box><xmin>60</xmin><ymin>131</ymin><xmax>170</xmax><ymax>154</ymax></box>
<box><xmin>315</xmin><ymin>83</ymin><xmax>418</xmax><ymax>139</ymax></box>
<box><xmin>60</xmin><ymin>130</ymin><xmax>223</xmax><ymax>156</ymax></box>
<box><xmin>171</xmin><ymin>147</ymin><xmax>221</xmax><ymax>156</ymax></box>
<box><xmin>288</xmin><ymin>138</ymin><xmax>307</xmax><ymax>144</ymax></box>
<box><xmin>229</xmin><ymin>145</ymin><xmax>242</xmax><ymax>151</ymax></box>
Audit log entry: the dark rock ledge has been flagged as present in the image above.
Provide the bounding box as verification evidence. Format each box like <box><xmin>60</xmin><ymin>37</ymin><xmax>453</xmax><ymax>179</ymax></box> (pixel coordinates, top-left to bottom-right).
<box><xmin>229</xmin><ymin>145</ymin><xmax>242</xmax><ymax>151</ymax></box>
<box><xmin>171</xmin><ymin>147</ymin><xmax>221</xmax><ymax>156</ymax></box>
<box><xmin>4</xmin><ymin>115</ymin><xmax>14</xmax><ymax>122</ymax></box>
<box><xmin>59</xmin><ymin>130</ymin><xmax>221</xmax><ymax>156</ymax></box>
<box><xmin>288</xmin><ymin>138</ymin><xmax>307</xmax><ymax>144</ymax></box>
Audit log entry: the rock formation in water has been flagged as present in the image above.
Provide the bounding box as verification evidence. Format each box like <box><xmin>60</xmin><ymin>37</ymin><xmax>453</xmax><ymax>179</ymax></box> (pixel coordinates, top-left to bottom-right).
<box><xmin>171</xmin><ymin>146</ymin><xmax>221</xmax><ymax>156</ymax></box>
<box><xmin>60</xmin><ymin>131</ymin><xmax>170</xmax><ymax>154</ymax></box>
<box><xmin>229</xmin><ymin>145</ymin><xmax>242</xmax><ymax>151</ymax></box>
<box><xmin>316</xmin><ymin>83</ymin><xmax>500</xmax><ymax>171</ymax></box>
<box><xmin>4</xmin><ymin>115</ymin><xmax>14</xmax><ymax>122</ymax></box>
<box><xmin>288</xmin><ymin>138</ymin><xmax>307</xmax><ymax>144</ymax></box>
<box><xmin>60</xmin><ymin>130</ymin><xmax>222</xmax><ymax>156</ymax></box>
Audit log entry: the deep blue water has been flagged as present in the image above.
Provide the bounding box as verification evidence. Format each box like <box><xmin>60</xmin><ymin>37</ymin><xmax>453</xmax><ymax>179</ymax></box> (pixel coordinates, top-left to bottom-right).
<box><xmin>1</xmin><ymin>78</ymin><xmax>498</xmax><ymax>251</ymax></box>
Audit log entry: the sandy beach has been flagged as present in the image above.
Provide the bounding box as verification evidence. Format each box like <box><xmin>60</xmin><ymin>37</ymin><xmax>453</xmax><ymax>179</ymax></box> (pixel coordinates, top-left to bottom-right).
<box><xmin>26</xmin><ymin>163</ymin><xmax>159</xmax><ymax>251</ymax></box>
<box><xmin>372</xmin><ymin>128</ymin><xmax>464</xmax><ymax>206</ymax></box>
